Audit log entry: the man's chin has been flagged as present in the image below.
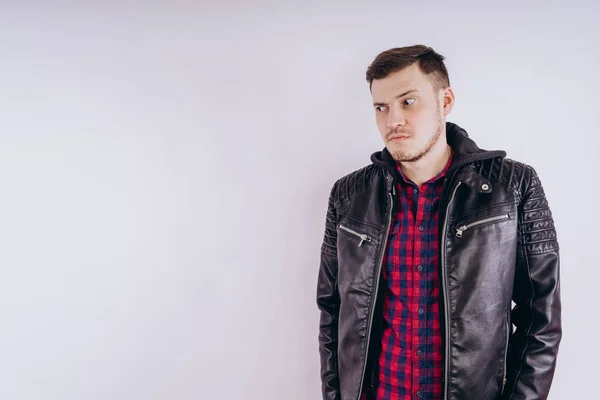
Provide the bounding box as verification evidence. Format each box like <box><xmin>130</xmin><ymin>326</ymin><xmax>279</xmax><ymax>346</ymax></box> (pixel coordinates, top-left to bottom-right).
<box><xmin>387</xmin><ymin>145</ymin><xmax>416</xmax><ymax>161</ymax></box>
<box><xmin>392</xmin><ymin>152</ymin><xmax>422</xmax><ymax>163</ymax></box>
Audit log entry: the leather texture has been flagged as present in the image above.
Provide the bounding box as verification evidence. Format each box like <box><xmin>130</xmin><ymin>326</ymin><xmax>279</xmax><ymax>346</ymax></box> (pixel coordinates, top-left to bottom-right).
<box><xmin>316</xmin><ymin>122</ymin><xmax>561</xmax><ymax>400</ymax></box>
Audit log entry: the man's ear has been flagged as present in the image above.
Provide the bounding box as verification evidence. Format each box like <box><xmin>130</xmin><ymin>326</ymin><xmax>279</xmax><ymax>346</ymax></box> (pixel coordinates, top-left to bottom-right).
<box><xmin>442</xmin><ymin>87</ymin><xmax>455</xmax><ymax>117</ymax></box>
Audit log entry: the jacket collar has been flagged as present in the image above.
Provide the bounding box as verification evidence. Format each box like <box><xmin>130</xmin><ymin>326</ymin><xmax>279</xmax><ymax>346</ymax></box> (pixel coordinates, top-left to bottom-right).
<box><xmin>370</xmin><ymin>121</ymin><xmax>507</xmax><ymax>193</ymax></box>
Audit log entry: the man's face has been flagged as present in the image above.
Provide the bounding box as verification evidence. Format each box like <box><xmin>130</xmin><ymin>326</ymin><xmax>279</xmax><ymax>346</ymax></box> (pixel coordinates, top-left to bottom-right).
<box><xmin>371</xmin><ymin>63</ymin><xmax>446</xmax><ymax>162</ymax></box>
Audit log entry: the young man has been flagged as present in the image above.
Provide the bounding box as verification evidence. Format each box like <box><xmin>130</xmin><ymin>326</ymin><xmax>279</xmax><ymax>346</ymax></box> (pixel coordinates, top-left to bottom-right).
<box><xmin>316</xmin><ymin>45</ymin><xmax>561</xmax><ymax>400</ymax></box>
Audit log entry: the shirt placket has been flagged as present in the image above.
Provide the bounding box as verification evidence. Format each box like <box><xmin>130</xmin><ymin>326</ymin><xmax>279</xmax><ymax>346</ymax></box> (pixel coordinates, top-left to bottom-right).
<box><xmin>412</xmin><ymin>183</ymin><xmax>427</xmax><ymax>400</ymax></box>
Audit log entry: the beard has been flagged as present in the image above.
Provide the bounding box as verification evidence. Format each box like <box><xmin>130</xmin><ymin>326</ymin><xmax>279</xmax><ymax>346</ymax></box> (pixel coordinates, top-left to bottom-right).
<box><xmin>389</xmin><ymin>108</ymin><xmax>443</xmax><ymax>163</ymax></box>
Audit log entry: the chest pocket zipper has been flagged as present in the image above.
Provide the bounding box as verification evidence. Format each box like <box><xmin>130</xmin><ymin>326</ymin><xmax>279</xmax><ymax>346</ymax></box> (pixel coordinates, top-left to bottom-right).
<box><xmin>455</xmin><ymin>213</ymin><xmax>510</xmax><ymax>237</ymax></box>
<box><xmin>339</xmin><ymin>224</ymin><xmax>372</xmax><ymax>247</ymax></box>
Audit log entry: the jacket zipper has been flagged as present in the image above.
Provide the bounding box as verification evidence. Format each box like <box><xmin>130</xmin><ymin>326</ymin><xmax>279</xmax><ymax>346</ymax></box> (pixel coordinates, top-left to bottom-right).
<box><xmin>441</xmin><ymin>181</ymin><xmax>462</xmax><ymax>400</ymax></box>
<box><xmin>501</xmin><ymin>312</ymin><xmax>510</xmax><ymax>394</ymax></box>
<box><xmin>455</xmin><ymin>214</ymin><xmax>510</xmax><ymax>237</ymax></box>
<box><xmin>356</xmin><ymin>182</ymin><xmax>394</xmax><ymax>400</ymax></box>
<box><xmin>339</xmin><ymin>224</ymin><xmax>372</xmax><ymax>247</ymax></box>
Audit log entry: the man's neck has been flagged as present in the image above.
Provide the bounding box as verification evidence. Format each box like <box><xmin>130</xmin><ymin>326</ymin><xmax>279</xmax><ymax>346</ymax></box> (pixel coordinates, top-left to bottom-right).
<box><xmin>398</xmin><ymin>143</ymin><xmax>453</xmax><ymax>187</ymax></box>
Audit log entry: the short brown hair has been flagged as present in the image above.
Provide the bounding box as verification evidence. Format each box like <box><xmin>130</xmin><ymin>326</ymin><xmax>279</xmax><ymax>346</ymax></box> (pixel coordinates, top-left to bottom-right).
<box><xmin>366</xmin><ymin>45</ymin><xmax>450</xmax><ymax>92</ymax></box>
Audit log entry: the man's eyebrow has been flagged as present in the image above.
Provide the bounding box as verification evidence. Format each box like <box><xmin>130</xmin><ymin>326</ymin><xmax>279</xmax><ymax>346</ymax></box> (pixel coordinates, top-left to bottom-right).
<box><xmin>373</xmin><ymin>89</ymin><xmax>419</xmax><ymax>107</ymax></box>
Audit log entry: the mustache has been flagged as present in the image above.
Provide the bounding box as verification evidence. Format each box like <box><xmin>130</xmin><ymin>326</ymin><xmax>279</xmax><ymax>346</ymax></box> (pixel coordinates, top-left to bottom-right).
<box><xmin>386</xmin><ymin>129</ymin><xmax>412</xmax><ymax>140</ymax></box>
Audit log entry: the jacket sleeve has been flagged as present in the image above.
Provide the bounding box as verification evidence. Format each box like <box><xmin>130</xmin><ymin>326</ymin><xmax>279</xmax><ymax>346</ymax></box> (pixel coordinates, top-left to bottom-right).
<box><xmin>502</xmin><ymin>165</ymin><xmax>562</xmax><ymax>400</ymax></box>
<box><xmin>316</xmin><ymin>183</ymin><xmax>341</xmax><ymax>400</ymax></box>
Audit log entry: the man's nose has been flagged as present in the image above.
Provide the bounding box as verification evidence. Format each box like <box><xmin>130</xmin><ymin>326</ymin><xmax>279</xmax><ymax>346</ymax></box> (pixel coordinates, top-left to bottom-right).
<box><xmin>386</xmin><ymin>106</ymin><xmax>407</xmax><ymax>131</ymax></box>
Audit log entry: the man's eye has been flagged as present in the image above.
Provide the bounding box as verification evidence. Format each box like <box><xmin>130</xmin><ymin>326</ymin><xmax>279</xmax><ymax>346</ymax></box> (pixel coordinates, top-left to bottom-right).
<box><xmin>375</xmin><ymin>106</ymin><xmax>385</xmax><ymax>112</ymax></box>
<box><xmin>404</xmin><ymin>98</ymin><xmax>416</xmax><ymax>106</ymax></box>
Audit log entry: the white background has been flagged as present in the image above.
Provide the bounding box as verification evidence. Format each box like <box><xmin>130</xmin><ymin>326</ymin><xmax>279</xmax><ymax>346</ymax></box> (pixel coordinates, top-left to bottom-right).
<box><xmin>0</xmin><ymin>2</ymin><xmax>597</xmax><ymax>399</ymax></box>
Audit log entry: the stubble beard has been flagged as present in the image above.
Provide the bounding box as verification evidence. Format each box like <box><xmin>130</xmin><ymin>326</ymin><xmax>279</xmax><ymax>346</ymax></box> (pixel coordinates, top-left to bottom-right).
<box><xmin>390</xmin><ymin>110</ymin><xmax>443</xmax><ymax>163</ymax></box>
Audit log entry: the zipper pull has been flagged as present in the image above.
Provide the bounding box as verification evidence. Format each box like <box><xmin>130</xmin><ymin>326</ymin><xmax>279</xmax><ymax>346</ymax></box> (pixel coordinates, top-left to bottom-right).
<box><xmin>358</xmin><ymin>234</ymin><xmax>369</xmax><ymax>247</ymax></box>
<box><xmin>456</xmin><ymin>225</ymin><xmax>467</xmax><ymax>237</ymax></box>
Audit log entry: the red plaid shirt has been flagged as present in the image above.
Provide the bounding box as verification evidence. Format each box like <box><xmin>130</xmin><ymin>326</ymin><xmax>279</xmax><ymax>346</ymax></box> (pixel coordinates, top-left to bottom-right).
<box><xmin>368</xmin><ymin>151</ymin><xmax>453</xmax><ymax>400</ymax></box>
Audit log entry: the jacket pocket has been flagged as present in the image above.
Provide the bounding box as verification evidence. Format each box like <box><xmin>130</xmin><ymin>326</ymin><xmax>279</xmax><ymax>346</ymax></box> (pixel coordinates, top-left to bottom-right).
<box><xmin>455</xmin><ymin>213</ymin><xmax>510</xmax><ymax>238</ymax></box>
<box><xmin>339</xmin><ymin>224</ymin><xmax>372</xmax><ymax>247</ymax></box>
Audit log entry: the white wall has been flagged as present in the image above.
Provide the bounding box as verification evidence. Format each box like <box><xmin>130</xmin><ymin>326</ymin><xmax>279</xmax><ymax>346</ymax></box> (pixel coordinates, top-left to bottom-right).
<box><xmin>0</xmin><ymin>2</ymin><xmax>597</xmax><ymax>399</ymax></box>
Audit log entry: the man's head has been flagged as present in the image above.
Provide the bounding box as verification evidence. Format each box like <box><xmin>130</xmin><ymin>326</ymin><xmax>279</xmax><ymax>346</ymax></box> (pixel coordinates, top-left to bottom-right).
<box><xmin>366</xmin><ymin>45</ymin><xmax>455</xmax><ymax>163</ymax></box>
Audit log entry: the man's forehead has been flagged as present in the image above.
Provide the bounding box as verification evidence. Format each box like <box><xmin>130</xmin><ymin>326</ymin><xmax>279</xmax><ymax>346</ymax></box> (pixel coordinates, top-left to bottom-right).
<box><xmin>371</xmin><ymin>65</ymin><xmax>430</xmax><ymax>97</ymax></box>
<box><xmin>371</xmin><ymin>81</ymin><xmax>421</xmax><ymax>103</ymax></box>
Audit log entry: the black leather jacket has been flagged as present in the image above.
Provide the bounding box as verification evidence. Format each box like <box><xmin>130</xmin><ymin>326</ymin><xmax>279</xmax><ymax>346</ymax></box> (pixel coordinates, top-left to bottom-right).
<box><xmin>316</xmin><ymin>122</ymin><xmax>561</xmax><ymax>400</ymax></box>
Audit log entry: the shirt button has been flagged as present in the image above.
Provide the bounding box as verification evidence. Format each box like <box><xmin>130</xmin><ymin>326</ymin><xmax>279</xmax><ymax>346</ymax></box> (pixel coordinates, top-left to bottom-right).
<box><xmin>417</xmin><ymin>265</ymin><xmax>423</xmax><ymax>271</ymax></box>
<box><xmin>418</xmin><ymin>308</ymin><xmax>424</xmax><ymax>314</ymax></box>
<box><xmin>413</xmin><ymin>188</ymin><xmax>418</xmax><ymax>194</ymax></box>
<box><xmin>417</xmin><ymin>350</ymin><xmax>423</xmax><ymax>356</ymax></box>
<box><xmin>418</xmin><ymin>225</ymin><xmax>424</xmax><ymax>232</ymax></box>
<box><xmin>416</xmin><ymin>392</ymin><xmax>423</xmax><ymax>398</ymax></box>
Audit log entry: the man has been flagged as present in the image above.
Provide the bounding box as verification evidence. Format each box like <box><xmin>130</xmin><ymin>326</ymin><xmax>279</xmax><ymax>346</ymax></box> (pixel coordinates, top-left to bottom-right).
<box><xmin>316</xmin><ymin>45</ymin><xmax>561</xmax><ymax>400</ymax></box>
